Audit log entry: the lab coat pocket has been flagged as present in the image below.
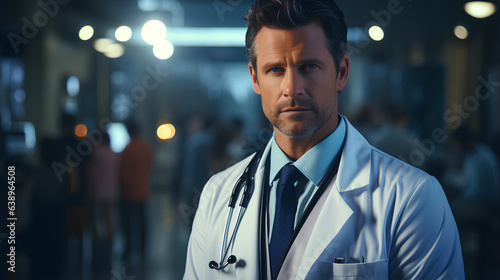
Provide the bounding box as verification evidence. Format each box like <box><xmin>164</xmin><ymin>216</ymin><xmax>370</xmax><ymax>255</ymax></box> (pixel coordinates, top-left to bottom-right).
<box><xmin>320</xmin><ymin>259</ymin><xmax>388</xmax><ymax>280</ymax></box>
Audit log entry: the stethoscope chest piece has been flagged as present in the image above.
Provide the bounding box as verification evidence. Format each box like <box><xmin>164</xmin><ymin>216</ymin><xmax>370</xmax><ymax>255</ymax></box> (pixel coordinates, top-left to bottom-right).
<box><xmin>209</xmin><ymin>255</ymin><xmax>237</xmax><ymax>270</ymax></box>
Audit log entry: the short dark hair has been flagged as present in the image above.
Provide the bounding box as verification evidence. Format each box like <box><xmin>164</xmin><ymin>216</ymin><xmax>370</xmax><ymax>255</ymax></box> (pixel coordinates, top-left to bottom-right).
<box><xmin>244</xmin><ymin>0</ymin><xmax>347</xmax><ymax>72</ymax></box>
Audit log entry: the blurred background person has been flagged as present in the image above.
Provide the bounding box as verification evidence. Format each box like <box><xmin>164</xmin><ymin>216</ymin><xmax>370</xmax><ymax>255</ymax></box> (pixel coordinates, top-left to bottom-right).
<box><xmin>449</xmin><ymin>125</ymin><xmax>500</xmax><ymax>279</ymax></box>
<box><xmin>370</xmin><ymin>102</ymin><xmax>420</xmax><ymax>166</ymax></box>
<box><xmin>178</xmin><ymin>114</ymin><xmax>213</xmax><ymax>223</ymax></box>
<box><xmin>208</xmin><ymin>117</ymin><xmax>247</xmax><ymax>174</ymax></box>
<box><xmin>57</xmin><ymin>114</ymin><xmax>89</xmax><ymax>279</ymax></box>
<box><xmin>452</xmin><ymin>125</ymin><xmax>500</xmax><ymax>204</ymax></box>
<box><xmin>119</xmin><ymin>120</ymin><xmax>153</xmax><ymax>270</ymax></box>
<box><xmin>348</xmin><ymin>103</ymin><xmax>383</xmax><ymax>143</ymax></box>
<box><xmin>85</xmin><ymin>130</ymin><xmax>120</xmax><ymax>279</ymax></box>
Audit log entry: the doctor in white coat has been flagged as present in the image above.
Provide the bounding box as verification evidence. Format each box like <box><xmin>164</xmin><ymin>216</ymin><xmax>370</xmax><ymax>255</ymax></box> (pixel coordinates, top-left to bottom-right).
<box><xmin>184</xmin><ymin>0</ymin><xmax>465</xmax><ymax>279</ymax></box>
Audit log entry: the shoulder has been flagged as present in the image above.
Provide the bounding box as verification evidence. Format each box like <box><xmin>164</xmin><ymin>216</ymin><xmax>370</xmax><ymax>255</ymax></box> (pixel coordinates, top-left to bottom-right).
<box><xmin>368</xmin><ymin>145</ymin><xmax>442</xmax><ymax>206</ymax></box>
<box><xmin>342</xmin><ymin>118</ymin><xmax>435</xmax><ymax>195</ymax></box>
<box><xmin>370</xmin><ymin>145</ymin><xmax>431</xmax><ymax>183</ymax></box>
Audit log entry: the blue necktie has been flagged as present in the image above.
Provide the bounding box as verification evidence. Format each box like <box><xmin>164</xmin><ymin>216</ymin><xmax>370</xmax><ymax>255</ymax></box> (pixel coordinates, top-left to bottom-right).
<box><xmin>269</xmin><ymin>164</ymin><xmax>301</xmax><ymax>277</ymax></box>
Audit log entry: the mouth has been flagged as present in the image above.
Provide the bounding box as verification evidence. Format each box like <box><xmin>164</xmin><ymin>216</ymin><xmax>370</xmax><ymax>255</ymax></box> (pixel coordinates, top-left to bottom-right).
<box><xmin>281</xmin><ymin>107</ymin><xmax>312</xmax><ymax>113</ymax></box>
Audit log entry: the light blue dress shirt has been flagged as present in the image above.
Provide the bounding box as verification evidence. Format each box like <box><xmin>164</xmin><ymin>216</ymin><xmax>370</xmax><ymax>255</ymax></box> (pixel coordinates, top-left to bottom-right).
<box><xmin>268</xmin><ymin>115</ymin><xmax>346</xmax><ymax>240</ymax></box>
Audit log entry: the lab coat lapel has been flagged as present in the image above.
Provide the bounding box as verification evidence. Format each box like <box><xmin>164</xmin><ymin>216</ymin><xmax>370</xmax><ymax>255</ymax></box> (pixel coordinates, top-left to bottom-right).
<box><xmin>294</xmin><ymin>177</ymin><xmax>353</xmax><ymax>278</ymax></box>
<box><xmin>296</xmin><ymin>118</ymin><xmax>372</xmax><ymax>278</ymax></box>
<box><xmin>336</xmin><ymin>118</ymin><xmax>371</xmax><ymax>193</ymax></box>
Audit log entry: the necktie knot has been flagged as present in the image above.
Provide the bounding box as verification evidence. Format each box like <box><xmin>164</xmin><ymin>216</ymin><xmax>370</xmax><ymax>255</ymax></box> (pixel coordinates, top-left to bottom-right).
<box><xmin>279</xmin><ymin>164</ymin><xmax>301</xmax><ymax>187</ymax></box>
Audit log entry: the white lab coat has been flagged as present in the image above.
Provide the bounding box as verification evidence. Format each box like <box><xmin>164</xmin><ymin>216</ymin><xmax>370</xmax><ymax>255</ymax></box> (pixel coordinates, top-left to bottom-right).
<box><xmin>184</xmin><ymin>117</ymin><xmax>464</xmax><ymax>279</ymax></box>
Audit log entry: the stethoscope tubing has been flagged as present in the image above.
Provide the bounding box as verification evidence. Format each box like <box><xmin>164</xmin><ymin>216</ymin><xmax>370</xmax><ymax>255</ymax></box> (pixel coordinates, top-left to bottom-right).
<box><xmin>210</xmin><ymin>145</ymin><xmax>266</xmax><ymax>270</ymax></box>
<box><xmin>219</xmin><ymin>207</ymin><xmax>233</xmax><ymax>266</ymax></box>
<box><xmin>223</xmin><ymin>206</ymin><xmax>245</xmax><ymax>264</ymax></box>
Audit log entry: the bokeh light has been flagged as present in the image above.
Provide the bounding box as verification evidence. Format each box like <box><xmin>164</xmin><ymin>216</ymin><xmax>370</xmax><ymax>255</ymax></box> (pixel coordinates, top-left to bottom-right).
<box><xmin>153</xmin><ymin>40</ymin><xmax>174</xmax><ymax>60</ymax></box>
<box><xmin>94</xmin><ymin>38</ymin><xmax>113</xmax><ymax>53</ymax></box>
<box><xmin>464</xmin><ymin>1</ymin><xmax>496</xmax><ymax>18</ymax></box>
<box><xmin>368</xmin><ymin>25</ymin><xmax>384</xmax><ymax>41</ymax></box>
<box><xmin>142</xmin><ymin>20</ymin><xmax>167</xmax><ymax>45</ymax></box>
<box><xmin>115</xmin><ymin>26</ymin><xmax>132</xmax><ymax>42</ymax></box>
<box><xmin>104</xmin><ymin>43</ymin><xmax>125</xmax><ymax>58</ymax></box>
<box><xmin>454</xmin><ymin>25</ymin><xmax>469</xmax><ymax>40</ymax></box>
<box><xmin>66</xmin><ymin>76</ymin><xmax>80</xmax><ymax>97</ymax></box>
<box><xmin>75</xmin><ymin>124</ymin><xmax>88</xmax><ymax>138</ymax></box>
<box><xmin>79</xmin><ymin>25</ymin><xmax>94</xmax><ymax>41</ymax></box>
<box><xmin>157</xmin><ymin>123</ymin><xmax>176</xmax><ymax>140</ymax></box>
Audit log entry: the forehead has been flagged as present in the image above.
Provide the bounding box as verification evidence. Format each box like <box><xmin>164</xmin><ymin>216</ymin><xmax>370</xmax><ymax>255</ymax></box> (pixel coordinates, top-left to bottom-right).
<box><xmin>254</xmin><ymin>22</ymin><xmax>332</xmax><ymax>65</ymax></box>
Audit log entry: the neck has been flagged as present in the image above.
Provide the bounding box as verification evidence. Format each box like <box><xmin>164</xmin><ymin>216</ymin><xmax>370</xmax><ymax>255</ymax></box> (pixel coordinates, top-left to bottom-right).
<box><xmin>274</xmin><ymin>114</ymin><xmax>339</xmax><ymax>161</ymax></box>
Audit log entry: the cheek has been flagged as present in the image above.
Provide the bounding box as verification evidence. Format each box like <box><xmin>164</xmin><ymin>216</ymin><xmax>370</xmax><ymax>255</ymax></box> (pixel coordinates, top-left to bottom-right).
<box><xmin>307</xmin><ymin>78</ymin><xmax>336</xmax><ymax>100</ymax></box>
<box><xmin>259</xmin><ymin>81</ymin><xmax>279</xmax><ymax>103</ymax></box>
<box><xmin>262</xmin><ymin>94</ymin><xmax>275</xmax><ymax>112</ymax></box>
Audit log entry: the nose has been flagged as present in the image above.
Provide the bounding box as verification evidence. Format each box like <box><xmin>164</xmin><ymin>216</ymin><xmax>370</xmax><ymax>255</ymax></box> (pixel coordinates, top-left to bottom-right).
<box><xmin>282</xmin><ymin>69</ymin><xmax>304</xmax><ymax>97</ymax></box>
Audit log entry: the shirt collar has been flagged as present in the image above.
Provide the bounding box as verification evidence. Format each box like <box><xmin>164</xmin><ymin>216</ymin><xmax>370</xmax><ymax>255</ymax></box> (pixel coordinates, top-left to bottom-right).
<box><xmin>269</xmin><ymin>114</ymin><xmax>346</xmax><ymax>186</ymax></box>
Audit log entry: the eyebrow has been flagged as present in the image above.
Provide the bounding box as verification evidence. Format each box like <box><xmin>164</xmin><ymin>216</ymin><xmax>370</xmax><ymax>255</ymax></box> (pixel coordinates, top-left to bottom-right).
<box><xmin>261</xmin><ymin>58</ymin><xmax>325</xmax><ymax>71</ymax></box>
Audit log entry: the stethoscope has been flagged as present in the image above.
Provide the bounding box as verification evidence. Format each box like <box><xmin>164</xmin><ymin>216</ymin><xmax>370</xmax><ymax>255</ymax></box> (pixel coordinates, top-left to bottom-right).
<box><xmin>208</xmin><ymin>138</ymin><xmax>344</xmax><ymax>276</ymax></box>
<box><xmin>209</xmin><ymin>145</ymin><xmax>267</xmax><ymax>270</ymax></box>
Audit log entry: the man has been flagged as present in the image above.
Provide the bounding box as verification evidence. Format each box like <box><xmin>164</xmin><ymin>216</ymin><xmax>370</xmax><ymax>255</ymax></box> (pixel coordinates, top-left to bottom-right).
<box><xmin>184</xmin><ymin>0</ymin><xmax>464</xmax><ymax>279</ymax></box>
<box><xmin>119</xmin><ymin>120</ymin><xmax>153</xmax><ymax>263</ymax></box>
<box><xmin>452</xmin><ymin>126</ymin><xmax>500</xmax><ymax>204</ymax></box>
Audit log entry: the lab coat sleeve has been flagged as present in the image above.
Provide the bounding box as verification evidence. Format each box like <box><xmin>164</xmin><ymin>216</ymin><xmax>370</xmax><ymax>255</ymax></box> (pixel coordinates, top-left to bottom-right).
<box><xmin>183</xmin><ymin>176</ymin><xmax>213</xmax><ymax>280</ymax></box>
<box><xmin>389</xmin><ymin>176</ymin><xmax>465</xmax><ymax>280</ymax></box>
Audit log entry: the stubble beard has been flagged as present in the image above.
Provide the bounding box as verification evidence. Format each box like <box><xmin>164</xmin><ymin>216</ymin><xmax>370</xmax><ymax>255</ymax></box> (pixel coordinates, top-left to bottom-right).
<box><xmin>269</xmin><ymin>107</ymin><xmax>334</xmax><ymax>139</ymax></box>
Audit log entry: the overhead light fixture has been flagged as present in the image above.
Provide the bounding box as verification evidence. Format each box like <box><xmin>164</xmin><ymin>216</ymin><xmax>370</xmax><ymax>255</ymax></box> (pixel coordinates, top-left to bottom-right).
<box><xmin>454</xmin><ymin>25</ymin><xmax>469</xmax><ymax>39</ymax></box>
<box><xmin>94</xmin><ymin>38</ymin><xmax>114</xmax><ymax>52</ymax></box>
<box><xmin>104</xmin><ymin>43</ymin><xmax>125</xmax><ymax>58</ymax></box>
<box><xmin>153</xmin><ymin>40</ymin><xmax>174</xmax><ymax>60</ymax></box>
<box><xmin>141</xmin><ymin>20</ymin><xmax>167</xmax><ymax>45</ymax></box>
<box><xmin>368</xmin><ymin>25</ymin><xmax>384</xmax><ymax>41</ymax></box>
<box><xmin>109</xmin><ymin>27</ymin><xmax>366</xmax><ymax>47</ymax></box>
<box><xmin>115</xmin><ymin>26</ymin><xmax>132</xmax><ymax>42</ymax></box>
<box><xmin>157</xmin><ymin>123</ymin><xmax>176</xmax><ymax>140</ymax></box>
<box><xmin>79</xmin><ymin>25</ymin><xmax>94</xmax><ymax>41</ymax></box>
<box><xmin>464</xmin><ymin>1</ymin><xmax>496</xmax><ymax>19</ymax></box>
<box><xmin>94</xmin><ymin>38</ymin><xmax>125</xmax><ymax>58</ymax></box>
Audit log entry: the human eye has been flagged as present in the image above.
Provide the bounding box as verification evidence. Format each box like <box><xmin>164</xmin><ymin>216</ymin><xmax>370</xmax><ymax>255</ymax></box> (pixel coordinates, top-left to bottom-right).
<box><xmin>268</xmin><ymin>67</ymin><xmax>284</xmax><ymax>73</ymax></box>
<box><xmin>303</xmin><ymin>64</ymin><xmax>318</xmax><ymax>71</ymax></box>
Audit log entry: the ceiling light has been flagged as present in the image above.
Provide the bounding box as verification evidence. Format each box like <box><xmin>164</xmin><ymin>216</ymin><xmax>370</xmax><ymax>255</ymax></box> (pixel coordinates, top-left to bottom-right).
<box><xmin>454</xmin><ymin>25</ymin><xmax>469</xmax><ymax>39</ymax></box>
<box><xmin>464</xmin><ymin>1</ymin><xmax>496</xmax><ymax>18</ymax></box>
<box><xmin>104</xmin><ymin>43</ymin><xmax>125</xmax><ymax>58</ymax></box>
<box><xmin>368</xmin><ymin>25</ymin><xmax>384</xmax><ymax>41</ymax></box>
<box><xmin>79</xmin><ymin>25</ymin><xmax>94</xmax><ymax>41</ymax></box>
<box><xmin>94</xmin><ymin>38</ymin><xmax>113</xmax><ymax>53</ymax></box>
<box><xmin>115</xmin><ymin>26</ymin><xmax>132</xmax><ymax>42</ymax></box>
<box><xmin>157</xmin><ymin>123</ymin><xmax>176</xmax><ymax>140</ymax></box>
<box><xmin>142</xmin><ymin>20</ymin><xmax>167</xmax><ymax>45</ymax></box>
<box><xmin>153</xmin><ymin>40</ymin><xmax>174</xmax><ymax>60</ymax></box>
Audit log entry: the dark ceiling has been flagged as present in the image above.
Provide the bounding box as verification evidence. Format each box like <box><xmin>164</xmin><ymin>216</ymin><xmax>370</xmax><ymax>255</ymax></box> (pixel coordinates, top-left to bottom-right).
<box><xmin>1</xmin><ymin>0</ymin><xmax>499</xmax><ymax>59</ymax></box>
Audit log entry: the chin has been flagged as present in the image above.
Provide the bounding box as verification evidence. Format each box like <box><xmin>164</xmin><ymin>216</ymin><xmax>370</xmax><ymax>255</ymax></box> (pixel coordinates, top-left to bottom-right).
<box><xmin>277</xmin><ymin>124</ymin><xmax>318</xmax><ymax>139</ymax></box>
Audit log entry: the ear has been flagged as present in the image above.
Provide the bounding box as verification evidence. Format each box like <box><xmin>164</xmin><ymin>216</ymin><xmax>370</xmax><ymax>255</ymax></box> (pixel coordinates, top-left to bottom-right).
<box><xmin>336</xmin><ymin>54</ymin><xmax>350</xmax><ymax>91</ymax></box>
<box><xmin>248</xmin><ymin>62</ymin><xmax>261</xmax><ymax>95</ymax></box>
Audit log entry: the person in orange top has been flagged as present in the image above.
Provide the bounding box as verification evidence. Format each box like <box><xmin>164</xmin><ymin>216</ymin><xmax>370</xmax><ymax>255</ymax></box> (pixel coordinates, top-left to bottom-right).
<box><xmin>119</xmin><ymin>120</ymin><xmax>153</xmax><ymax>264</ymax></box>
